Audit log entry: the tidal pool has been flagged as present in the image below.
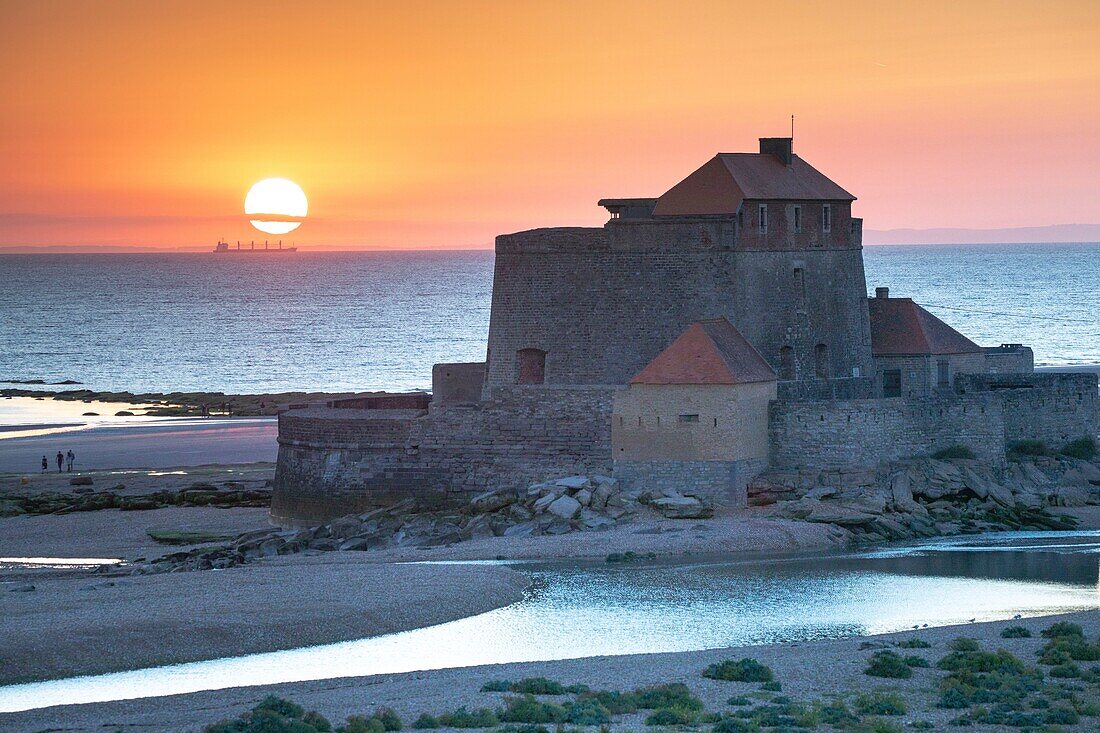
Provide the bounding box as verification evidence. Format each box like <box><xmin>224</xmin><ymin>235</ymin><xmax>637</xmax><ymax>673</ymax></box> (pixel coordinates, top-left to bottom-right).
<box><xmin>0</xmin><ymin>531</ymin><xmax>1097</xmax><ymax>712</ymax></box>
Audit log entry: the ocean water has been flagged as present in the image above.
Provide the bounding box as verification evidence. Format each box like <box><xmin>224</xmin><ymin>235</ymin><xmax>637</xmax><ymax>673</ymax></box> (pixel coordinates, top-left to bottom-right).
<box><xmin>0</xmin><ymin>243</ymin><xmax>1096</xmax><ymax>393</ymax></box>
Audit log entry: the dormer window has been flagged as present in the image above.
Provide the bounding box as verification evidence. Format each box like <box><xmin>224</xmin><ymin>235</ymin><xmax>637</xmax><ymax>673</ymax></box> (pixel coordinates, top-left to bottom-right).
<box><xmin>758</xmin><ymin>204</ymin><xmax>768</xmax><ymax>234</ymax></box>
<box><xmin>822</xmin><ymin>204</ymin><xmax>832</xmax><ymax>233</ymax></box>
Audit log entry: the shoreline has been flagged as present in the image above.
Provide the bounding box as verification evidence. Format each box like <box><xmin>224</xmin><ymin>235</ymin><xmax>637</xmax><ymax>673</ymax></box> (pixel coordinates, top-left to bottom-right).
<box><xmin>2</xmin><ymin>610</ymin><xmax>1096</xmax><ymax>732</ymax></box>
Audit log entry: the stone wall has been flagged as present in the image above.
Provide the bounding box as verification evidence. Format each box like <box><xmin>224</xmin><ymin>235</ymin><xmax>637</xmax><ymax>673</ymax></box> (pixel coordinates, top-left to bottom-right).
<box><xmin>485</xmin><ymin>218</ymin><xmax>874</xmax><ymax>390</ymax></box>
<box><xmin>431</xmin><ymin>362</ymin><xmax>486</xmax><ymax>409</ymax></box>
<box><xmin>955</xmin><ymin>373</ymin><xmax>1098</xmax><ymax>448</ymax></box>
<box><xmin>983</xmin><ymin>345</ymin><xmax>1034</xmax><ymax>374</ymax></box>
<box><xmin>768</xmin><ymin>395</ymin><xmax>1007</xmax><ymax>469</ymax></box>
<box><xmin>272</xmin><ymin>386</ymin><xmax>615</xmax><ymax>525</ymax></box>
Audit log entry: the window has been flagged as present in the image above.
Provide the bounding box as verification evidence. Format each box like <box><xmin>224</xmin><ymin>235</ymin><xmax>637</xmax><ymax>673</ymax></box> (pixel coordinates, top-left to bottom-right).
<box><xmin>883</xmin><ymin>369</ymin><xmax>902</xmax><ymax>398</ymax></box>
<box><xmin>737</xmin><ymin>209</ymin><xmax>744</xmax><ymax>229</ymax></box>
<box><xmin>937</xmin><ymin>359</ymin><xmax>950</xmax><ymax>387</ymax></box>
<box><xmin>758</xmin><ymin>204</ymin><xmax>768</xmax><ymax>234</ymax></box>
<box><xmin>779</xmin><ymin>346</ymin><xmax>795</xmax><ymax>381</ymax></box>
<box><xmin>822</xmin><ymin>204</ymin><xmax>832</xmax><ymax>232</ymax></box>
<box><xmin>677</xmin><ymin>414</ymin><xmax>700</xmax><ymax>423</ymax></box>
<box><xmin>814</xmin><ymin>343</ymin><xmax>829</xmax><ymax>379</ymax></box>
<box><xmin>610</xmin><ymin>211</ymin><xmax>620</xmax><ymax>219</ymax></box>
<box><xmin>794</xmin><ymin>268</ymin><xmax>806</xmax><ymax>304</ymax></box>
<box><xmin>515</xmin><ymin>348</ymin><xmax>546</xmax><ymax>384</ymax></box>
<box><xmin>793</xmin><ymin>205</ymin><xmax>802</xmax><ymax>233</ymax></box>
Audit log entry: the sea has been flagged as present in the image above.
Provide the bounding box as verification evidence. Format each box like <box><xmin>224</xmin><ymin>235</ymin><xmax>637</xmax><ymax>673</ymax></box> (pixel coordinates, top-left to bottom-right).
<box><xmin>0</xmin><ymin>243</ymin><xmax>1096</xmax><ymax>394</ymax></box>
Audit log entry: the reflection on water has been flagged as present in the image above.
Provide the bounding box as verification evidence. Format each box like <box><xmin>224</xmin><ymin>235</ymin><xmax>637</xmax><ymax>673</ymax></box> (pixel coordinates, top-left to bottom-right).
<box><xmin>0</xmin><ymin>532</ymin><xmax>1097</xmax><ymax>712</ymax></box>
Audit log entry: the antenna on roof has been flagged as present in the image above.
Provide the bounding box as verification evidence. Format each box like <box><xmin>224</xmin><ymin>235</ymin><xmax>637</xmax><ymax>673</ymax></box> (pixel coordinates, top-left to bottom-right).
<box><xmin>791</xmin><ymin>115</ymin><xmax>795</xmax><ymax>145</ymax></box>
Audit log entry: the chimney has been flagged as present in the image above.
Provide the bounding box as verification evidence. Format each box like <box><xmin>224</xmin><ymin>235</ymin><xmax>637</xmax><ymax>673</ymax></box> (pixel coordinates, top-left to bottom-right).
<box><xmin>875</xmin><ymin>287</ymin><xmax>890</xmax><ymax>299</ymax></box>
<box><xmin>759</xmin><ymin>137</ymin><xmax>793</xmax><ymax>166</ymax></box>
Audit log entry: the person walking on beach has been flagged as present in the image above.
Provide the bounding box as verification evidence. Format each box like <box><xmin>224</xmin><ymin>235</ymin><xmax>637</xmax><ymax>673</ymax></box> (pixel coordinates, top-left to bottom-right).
<box><xmin>55</xmin><ymin>451</ymin><xmax>64</xmax><ymax>473</ymax></box>
<box><xmin>66</xmin><ymin>449</ymin><xmax>75</xmax><ymax>472</ymax></box>
<box><xmin>41</xmin><ymin>455</ymin><xmax>48</xmax><ymax>473</ymax></box>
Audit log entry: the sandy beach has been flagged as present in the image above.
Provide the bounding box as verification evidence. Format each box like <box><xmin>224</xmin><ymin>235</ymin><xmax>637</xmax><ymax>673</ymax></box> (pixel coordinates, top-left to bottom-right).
<box><xmin>3</xmin><ymin>610</ymin><xmax>1096</xmax><ymax>733</ymax></box>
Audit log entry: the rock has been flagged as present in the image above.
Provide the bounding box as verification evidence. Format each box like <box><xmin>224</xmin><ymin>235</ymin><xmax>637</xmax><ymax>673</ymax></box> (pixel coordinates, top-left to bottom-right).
<box><xmin>574</xmin><ymin>489</ymin><xmax>593</xmax><ymax>506</ymax></box>
<box><xmin>547</xmin><ymin>494</ymin><xmax>582</xmax><ymax>520</ymax></box>
<box><xmin>554</xmin><ymin>475</ymin><xmax>589</xmax><ymax>490</ymax></box>
<box><xmin>257</xmin><ymin>538</ymin><xmax>285</xmax><ymax>557</ymax></box>
<box><xmin>503</xmin><ymin>521</ymin><xmax>539</xmax><ymax>538</ymax></box>
<box><xmin>651</xmin><ymin>496</ymin><xmax>714</xmax><ymax>519</ymax></box>
<box><xmin>507</xmin><ymin>503</ymin><xmax>533</xmax><ymax>522</ymax></box>
<box><xmin>579</xmin><ymin>508</ymin><xmax>614</xmax><ymax>530</ymax></box>
<box><xmin>805</xmin><ymin>486</ymin><xmax>838</xmax><ymax>500</ymax></box>
<box><xmin>804</xmin><ymin>503</ymin><xmax>877</xmax><ymax>526</ymax></box>
<box><xmin>327</xmin><ymin>516</ymin><xmax>364</xmax><ymax>539</ymax></box>
<box><xmin>532</xmin><ymin>493</ymin><xmax>557</xmax><ymax>514</ymax></box>
<box><xmin>1060</xmin><ymin>466</ymin><xmax>1100</xmax><ymax>487</ymax></box>
<box><xmin>8</xmin><ymin>584</ymin><xmax>35</xmax><ymax>592</ymax></box>
<box><xmin>69</xmin><ymin>476</ymin><xmax>93</xmax><ymax>486</ymax></box>
<box><xmin>0</xmin><ymin>499</ymin><xmax>25</xmax><ymax>517</ymax></box>
<box><xmin>114</xmin><ymin>410</ymin><xmax>134</xmax><ymax>416</ymax></box>
<box><xmin>469</xmin><ymin>488</ymin><xmax>517</xmax><ymax>513</ymax></box>
<box><xmin>339</xmin><ymin>534</ymin><xmax>388</xmax><ymax>551</ymax></box>
<box><xmin>542</xmin><ymin>517</ymin><xmax>574</xmax><ymax>535</ymax></box>
<box><xmin>463</xmin><ymin>514</ymin><xmax>496</xmax><ymax>540</ymax></box>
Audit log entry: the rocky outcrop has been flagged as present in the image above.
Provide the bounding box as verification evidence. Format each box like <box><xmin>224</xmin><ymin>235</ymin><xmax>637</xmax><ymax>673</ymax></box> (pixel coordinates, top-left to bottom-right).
<box><xmin>0</xmin><ymin>484</ymin><xmax>272</xmax><ymax>516</ymax></box>
<box><xmin>754</xmin><ymin>456</ymin><xmax>1097</xmax><ymax>544</ymax></box>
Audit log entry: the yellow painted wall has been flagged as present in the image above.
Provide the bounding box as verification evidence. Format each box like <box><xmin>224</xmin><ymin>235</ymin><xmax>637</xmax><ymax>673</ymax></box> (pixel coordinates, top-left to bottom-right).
<box><xmin>611</xmin><ymin>381</ymin><xmax>776</xmax><ymax>461</ymax></box>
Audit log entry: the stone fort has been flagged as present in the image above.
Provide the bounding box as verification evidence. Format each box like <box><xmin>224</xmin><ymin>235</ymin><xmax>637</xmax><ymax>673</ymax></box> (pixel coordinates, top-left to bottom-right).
<box><xmin>272</xmin><ymin>137</ymin><xmax>1098</xmax><ymax>525</ymax></box>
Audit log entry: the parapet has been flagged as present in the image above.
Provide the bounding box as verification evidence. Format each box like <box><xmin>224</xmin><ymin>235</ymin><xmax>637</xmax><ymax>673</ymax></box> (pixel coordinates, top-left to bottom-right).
<box><xmin>432</xmin><ymin>362</ymin><xmax>486</xmax><ymax>408</ymax></box>
<box><xmin>495</xmin><ymin>227</ymin><xmax>607</xmax><ymax>254</ymax></box>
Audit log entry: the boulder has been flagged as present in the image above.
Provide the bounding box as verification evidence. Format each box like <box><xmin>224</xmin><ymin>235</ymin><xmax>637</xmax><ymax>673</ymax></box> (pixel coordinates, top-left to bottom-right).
<box><xmin>574</xmin><ymin>489</ymin><xmax>593</xmax><ymax>507</ymax></box>
<box><xmin>554</xmin><ymin>475</ymin><xmax>590</xmax><ymax>490</ymax></box>
<box><xmin>805</xmin><ymin>486</ymin><xmax>839</xmax><ymax>500</ymax></box>
<box><xmin>469</xmin><ymin>488</ymin><xmax>517</xmax><ymax>513</ymax></box>
<box><xmin>339</xmin><ymin>534</ymin><xmax>388</xmax><ymax>551</ymax></box>
<box><xmin>579</xmin><ymin>508</ymin><xmax>615</xmax><ymax>530</ymax></box>
<box><xmin>503</xmin><ymin>521</ymin><xmax>539</xmax><ymax>538</ymax></box>
<box><xmin>547</xmin><ymin>494</ymin><xmax>582</xmax><ymax>520</ymax></box>
<box><xmin>651</xmin><ymin>496</ymin><xmax>714</xmax><ymax>519</ymax></box>
<box><xmin>532</xmin><ymin>493</ymin><xmax>557</xmax><ymax>513</ymax></box>
<box><xmin>804</xmin><ymin>503</ymin><xmax>878</xmax><ymax>526</ymax></box>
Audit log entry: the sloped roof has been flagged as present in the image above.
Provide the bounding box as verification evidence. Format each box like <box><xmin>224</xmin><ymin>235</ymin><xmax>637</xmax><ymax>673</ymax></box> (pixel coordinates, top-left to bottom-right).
<box><xmin>631</xmin><ymin>318</ymin><xmax>777</xmax><ymax>385</ymax></box>
<box><xmin>868</xmin><ymin>297</ymin><xmax>982</xmax><ymax>356</ymax></box>
<box><xmin>652</xmin><ymin>153</ymin><xmax>855</xmax><ymax>216</ymax></box>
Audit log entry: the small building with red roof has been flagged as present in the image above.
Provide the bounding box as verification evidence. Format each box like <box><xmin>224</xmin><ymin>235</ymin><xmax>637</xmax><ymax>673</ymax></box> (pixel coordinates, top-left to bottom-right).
<box><xmin>867</xmin><ymin>287</ymin><xmax>989</xmax><ymax>398</ymax></box>
<box><xmin>612</xmin><ymin>318</ymin><xmax>777</xmax><ymax>506</ymax></box>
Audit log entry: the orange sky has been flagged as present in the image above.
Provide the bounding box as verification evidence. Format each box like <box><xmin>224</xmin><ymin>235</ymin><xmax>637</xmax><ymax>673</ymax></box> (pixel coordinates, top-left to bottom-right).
<box><xmin>1</xmin><ymin>0</ymin><xmax>1097</xmax><ymax>250</ymax></box>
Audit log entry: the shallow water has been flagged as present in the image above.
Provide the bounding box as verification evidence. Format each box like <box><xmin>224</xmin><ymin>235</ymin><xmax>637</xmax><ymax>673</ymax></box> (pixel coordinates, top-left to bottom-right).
<box><xmin>0</xmin><ymin>531</ymin><xmax>1097</xmax><ymax>712</ymax></box>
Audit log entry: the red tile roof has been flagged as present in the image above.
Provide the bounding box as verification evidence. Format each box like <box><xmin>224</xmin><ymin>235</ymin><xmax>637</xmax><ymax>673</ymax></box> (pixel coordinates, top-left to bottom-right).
<box><xmin>652</xmin><ymin>153</ymin><xmax>855</xmax><ymax>216</ymax></box>
<box><xmin>630</xmin><ymin>318</ymin><xmax>777</xmax><ymax>385</ymax></box>
<box><xmin>868</xmin><ymin>297</ymin><xmax>982</xmax><ymax>356</ymax></box>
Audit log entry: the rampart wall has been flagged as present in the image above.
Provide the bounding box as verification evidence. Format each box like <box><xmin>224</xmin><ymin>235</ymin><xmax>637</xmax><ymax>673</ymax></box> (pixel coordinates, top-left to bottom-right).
<box><xmin>955</xmin><ymin>373</ymin><xmax>1098</xmax><ymax>448</ymax></box>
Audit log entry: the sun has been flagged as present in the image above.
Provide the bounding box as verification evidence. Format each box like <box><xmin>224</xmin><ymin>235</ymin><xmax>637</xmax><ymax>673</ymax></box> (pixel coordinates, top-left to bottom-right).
<box><xmin>245</xmin><ymin>178</ymin><xmax>307</xmax><ymax>235</ymax></box>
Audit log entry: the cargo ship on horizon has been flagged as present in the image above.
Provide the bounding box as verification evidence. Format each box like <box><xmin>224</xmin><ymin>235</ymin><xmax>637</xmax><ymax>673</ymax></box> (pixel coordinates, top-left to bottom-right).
<box><xmin>214</xmin><ymin>240</ymin><xmax>298</xmax><ymax>253</ymax></box>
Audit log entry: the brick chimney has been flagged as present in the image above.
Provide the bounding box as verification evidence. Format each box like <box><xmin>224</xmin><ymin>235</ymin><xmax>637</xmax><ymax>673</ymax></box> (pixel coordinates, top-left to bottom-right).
<box><xmin>875</xmin><ymin>287</ymin><xmax>890</xmax><ymax>299</ymax></box>
<box><xmin>759</xmin><ymin>137</ymin><xmax>793</xmax><ymax>166</ymax></box>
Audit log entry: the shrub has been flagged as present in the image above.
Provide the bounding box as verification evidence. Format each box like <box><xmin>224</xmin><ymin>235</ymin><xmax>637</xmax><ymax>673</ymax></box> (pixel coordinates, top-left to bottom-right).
<box><xmin>904</xmin><ymin>655</ymin><xmax>930</xmax><ymax>668</ymax></box>
<box><xmin>1000</xmin><ymin>626</ymin><xmax>1032</xmax><ymax>639</ymax></box>
<box><xmin>345</xmin><ymin>716</ymin><xmax>386</xmax><ymax>733</ymax></box>
<box><xmin>255</xmin><ymin>696</ymin><xmax>306</xmax><ymax>719</ymax></box>
<box><xmin>437</xmin><ymin>707</ymin><xmax>499</xmax><ymax>728</ymax></box>
<box><xmin>507</xmin><ymin>678</ymin><xmax>566</xmax><ymax>695</ymax></box>
<box><xmin>854</xmin><ymin>691</ymin><xmax>907</xmax><ymax>716</ymax></box>
<box><xmin>816</xmin><ymin>699</ymin><xmax>859</xmax><ymax>728</ymax></box>
<box><xmin>727</xmin><ymin>695</ymin><xmax>752</xmax><ymax>706</ymax></box>
<box><xmin>864</xmin><ymin>651</ymin><xmax>913</xmax><ymax>679</ymax></box>
<box><xmin>372</xmin><ymin>707</ymin><xmax>402</xmax><ymax>732</ymax></box>
<box><xmin>563</xmin><ymin>698</ymin><xmax>610</xmax><ymax>726</ymax></box>
<box><xmin>759</xmin><ymin>681</ymin><xmax>782</xmax><ymax>691</ymax></box>
<box><xmin>480</xmin><ymin>680</ymin><xmax>511</xmax><ymax>692</ymax></box>
<box><xmin>1044</xmin><ymin>705</ymin><xmax>1080</xmax><ymax>724</ymax></box>
<box><xmin>950</xmin><ymin>637</ymin><xmax>981</xmax><ymax>653</ymax></box>
<box><xmin>1049</xmin><ymin>663</ymin><xmax>1082</xmax><ymax>678</ymax></box>
<box><xmin>848</xmin><ymin>718</ymin><xmax>903</xmax><ymax>733</ymax></box>
<box><xmin>644</xmin><ymin>706</ymin><xmax>698</xmax><ymax>726</ymax></box>
<box><xmin>411</xmin><ymin>715</ymin><xmax>439</xmax><ymax>730</ymax></box>
<box><xmin>1042</xmin><ymin>622</ymin><xmax>1084</xmax><ymax>639</ymax></box>
<box><xmin>579</xmin><ymin>690</ymin><xmax>638</xmax><ymax>715</ymax></box>
<box><xmin>496</xmin><ymin>696</ymin><xmax>567</xmax><ymax>725</ymax></box>
<box><xmin>1060</xmin><ymin>436</ymin><xmax>1098</xmax><ymax>460</ymax></box>
<box><xmin>711</xmin><ymin>717</ymin><xmax>761</xmax><ymax>733</ymax></box>
<box><xmin>632</xmin><ymin>683</ymin><xmax>704</xmax><ymax>711</ymax></box>
<box><xmin>302</xmin><ymin>711</ymin><xmax>332</xmax><ymax>732</ymax></box>
<box><xmin>932</xmin><ymin>445</ymin><xmax>975</xmax><ymax>460</ymax></box>
<box><xmin>703</xmin><ymin>658</ymin><xmax>774</xmax><ymax>683</ymax></box>
<box><xmin>895</xmin><ymin>638</ymin><xmax>931</xmax><ymax>649</ymax></box>
<box><xmin>938</xmin><ymin>648</ymin><xmax>1028</xmax><ymax>675</ymax></box>
<box><xmin>202</xmin><ymin>696</ymin><xmax>335</xmax><ymax>733</ymax></box>
<box><xmin>1008</xmin><ymin>439</ymin><xmax>1050</xmax><ymax>456</ymax></box>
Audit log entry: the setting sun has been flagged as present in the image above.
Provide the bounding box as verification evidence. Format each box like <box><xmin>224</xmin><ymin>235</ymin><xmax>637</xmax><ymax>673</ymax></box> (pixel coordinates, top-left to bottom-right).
<box><xmin>244</xmin><ymin>178</ymin><xmax>307</xmax><ymax>235</ymax></box>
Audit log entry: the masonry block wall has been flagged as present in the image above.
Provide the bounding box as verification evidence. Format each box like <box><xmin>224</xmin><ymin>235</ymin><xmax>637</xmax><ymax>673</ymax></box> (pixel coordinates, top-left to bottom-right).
<box><xmin>271</xmin><ymin>386</ymin><xmax>615</xmax><ymax>525</ymax></box>
<box><xmin>955</xmin><ymin>373</ymin><xmax>1098</xmax><ymax>448</ymax></box>
<box><xmin>485</xmin><ymin>219</ymin><xmax>874</xmax><ymax>391</ymax></box>
<box><xmin>768</xmin><ymin>395</ymin><xmax>1007</xmax><ymax>469</ymax></box>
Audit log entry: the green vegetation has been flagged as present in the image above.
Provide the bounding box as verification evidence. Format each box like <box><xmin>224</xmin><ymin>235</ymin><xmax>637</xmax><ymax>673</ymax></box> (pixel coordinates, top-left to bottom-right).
<box><xmin>1060</xmin><ymin>435</ymin><xmax>1098</xmax><ymax>460</ymax></box>
<box><xmin>894</xmin><ymin>638</ymin><xmax>931</xmax><ymax>649</ymax></box>
<box><xmin>644</xmin><ymin>706</ymin><xmax>698</xmax><ymax>726</ymax></box>
<box><xmin>496</xmin><ymin>697</ymin><xmax>566</xmax><ymax>725</ymax></box>
<box><xmin>481</xmin><ymin>678</ymin><xmax>588</xmax><ymax>695</ymax></box>
<box><xmin>633</xmin><ymin>683</ymin><xmax>704</xmax><ymax>711</ymax></box>
<box><xmin>702</xmin><ymin>657</ymin><xmax>775</xmax><ymax>683</ymax></box>
<box><xmin>759</xmin><ymin>681</ymin><xmax>782</xmax><ymax>691</ymax></box>
<box><xmin>344</xmin><ymin>715</ymin><xmax>386</xmax><ymax>733</ymax></box>
<box><xmin>202</xmin><ymin>695</ymin><xmax>332</xmax><ymax>733</ymax></box>
<box><xmin>436</xmin><ymin>708</ymin><xmax>499</xmax><ymax>728</ymax></box>
<box><xmin>726</xmin><ymin>695</ymin><xmax>752</xmax><ymax>706</ymax></box>
<box><xmin>411</xmin><ymin>714</ymin><xmax>438</xmax><ymax>729</ymax></box>
<box><xmin>372</xmin><ymin>707</ymin><xmax>402</xmax><ymax>732</ymax></box>
<box><xmin>1000</xmin><ymin>626</ymin><xmax>1033</xmax><ymax>639</ymax></box>
<box><xmin>864</xmin><ymin>651</ymin><xmax>913</xmax><ymax>679</ymax></box>
<box><xmin>853</xmin><ymin>691</ymin><xmax>906</xmax><ymax>716</ymax></box>
<box><xmin>1008</xmin><ymin>439</ymin><xmax>1050</xmax><ymax>456</ymax></box>
<box><xmin>903</xmin><ymin>655</ymin><xmax>930</xmax><ymax>668</ymax></box>
<box><xmin>931</xmin><ymin>445</ymin><xmax>975</xmax><ymax>460</ymax></box>
<box><xmin>605</xmin><ymin>551</ymin><xmax>657</xmax><ymax>563</ymax></box>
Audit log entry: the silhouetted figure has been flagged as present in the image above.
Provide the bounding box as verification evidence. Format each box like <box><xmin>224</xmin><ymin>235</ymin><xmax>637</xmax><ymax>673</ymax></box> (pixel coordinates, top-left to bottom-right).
<box><xmin>41</xmin><ymin>456</ymin><xmax>48</xmax><ymax>473</ymax></box>
<box><xmin>66</xmin><ymin>450</ymin><xmax>75</xmax><ymax>472</ymax></box>
<box><xmin>56</xmin><ymin>451</ymin><xmax>64</xmax><ymax>473</ymax></box>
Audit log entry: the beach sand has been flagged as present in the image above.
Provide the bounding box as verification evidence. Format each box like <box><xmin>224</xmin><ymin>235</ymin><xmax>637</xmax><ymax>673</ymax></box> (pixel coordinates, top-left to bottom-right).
<box><xmin>3</xmin><ymin>610</ymin><xmax>1096</xmax><ymax>733</ymax></box>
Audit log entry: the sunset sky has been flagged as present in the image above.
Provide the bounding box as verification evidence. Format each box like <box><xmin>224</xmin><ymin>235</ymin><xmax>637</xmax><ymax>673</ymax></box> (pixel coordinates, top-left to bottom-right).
<box><xmin>1</xmin><ymin>0</ymin><xmax>1097</xmax><ymax>250</ymax></box>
